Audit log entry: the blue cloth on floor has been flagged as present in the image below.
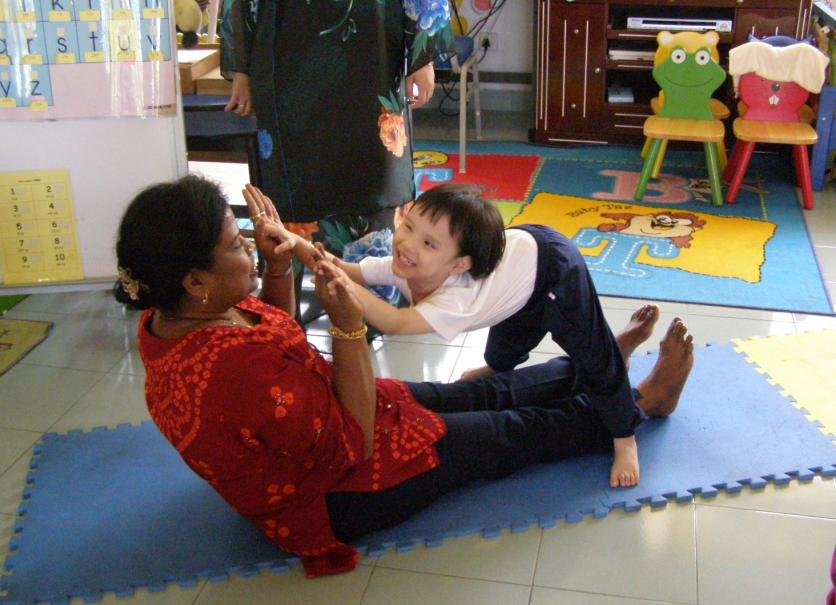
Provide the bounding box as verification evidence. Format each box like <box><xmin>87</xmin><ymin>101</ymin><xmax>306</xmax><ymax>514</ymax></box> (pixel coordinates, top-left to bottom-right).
<box><xmin>2</xmin><ymin>343</ymin><xmax>835</xmax><ymax>604</ymax></box>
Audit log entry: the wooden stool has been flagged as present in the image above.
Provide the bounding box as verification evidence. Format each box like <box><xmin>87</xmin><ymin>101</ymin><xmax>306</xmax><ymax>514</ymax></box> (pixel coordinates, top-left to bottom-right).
<box><xmin>724</xmin><ymin>119</ymin><xmax>818</xmax><ymax>209</ymax></box>
<box><xmin>635</xmin><ymin>115</ymin><xmax>726</xmax><ymax>207</ymax></box>
<box><xmin>182</xmin><ymin>95</ymin><xmax>261</xmax><ymax>219</ymax></box>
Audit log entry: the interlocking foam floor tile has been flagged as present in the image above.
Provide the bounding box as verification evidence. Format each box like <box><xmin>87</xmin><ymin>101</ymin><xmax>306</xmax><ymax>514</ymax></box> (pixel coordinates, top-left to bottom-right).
<box><xmin>1</xmin><ymin>342</ymin><xmax>834</xmax><ymax>604</ymax></box>
<box><xmin>734</xmin><ymin>329</ymin><xmax>836</xmax><ymax>436</ymax></box>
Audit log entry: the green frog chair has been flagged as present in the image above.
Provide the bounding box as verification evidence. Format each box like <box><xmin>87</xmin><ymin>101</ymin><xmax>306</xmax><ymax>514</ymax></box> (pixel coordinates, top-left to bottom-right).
<box><xmin>634</xmin><ymin>30</ymin><xmax>728</xmax><ymax>207</ymax></box>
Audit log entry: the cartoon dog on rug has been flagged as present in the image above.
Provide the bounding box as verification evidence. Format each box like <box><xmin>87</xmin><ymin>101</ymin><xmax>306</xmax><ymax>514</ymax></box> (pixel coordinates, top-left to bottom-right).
<box><xmin>595</xmin><ymin>211</ymin><xmax>706</xmax><ymax>248</ymax></box>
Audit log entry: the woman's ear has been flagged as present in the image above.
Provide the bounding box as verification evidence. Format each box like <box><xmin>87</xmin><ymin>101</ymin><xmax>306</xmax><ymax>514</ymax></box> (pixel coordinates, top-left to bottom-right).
<box><xmin>181</xmin><ymin>269</ymin><xmax>208</xmax><ymax>299</ymax></box>
<box><xmin>450</xmin><ymin>255</ymin><xmax>472</xmax><ymax>276</ymax></box>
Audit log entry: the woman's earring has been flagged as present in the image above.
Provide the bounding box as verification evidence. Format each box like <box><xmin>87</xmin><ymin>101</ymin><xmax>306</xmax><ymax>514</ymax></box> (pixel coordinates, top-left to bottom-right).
<box><xmin>202</xmin><ymin>291</ymin><xmax>209</xmax><ymax>305</ymax></box>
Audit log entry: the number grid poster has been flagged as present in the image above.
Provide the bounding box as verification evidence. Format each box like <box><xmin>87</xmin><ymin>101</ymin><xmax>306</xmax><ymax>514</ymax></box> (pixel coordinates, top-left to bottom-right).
<box><xmin>0</xmin><ymin>170</ymin><xmax>83</xmax><ymax>285</ymax></box>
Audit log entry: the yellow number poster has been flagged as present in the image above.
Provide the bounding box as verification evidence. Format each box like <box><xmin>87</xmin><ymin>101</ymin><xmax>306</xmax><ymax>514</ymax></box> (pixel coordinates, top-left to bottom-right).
<box><xmin>0</xmin><ymin>170</ymin><xmax>83</xmax><ymax>285</ymax></box>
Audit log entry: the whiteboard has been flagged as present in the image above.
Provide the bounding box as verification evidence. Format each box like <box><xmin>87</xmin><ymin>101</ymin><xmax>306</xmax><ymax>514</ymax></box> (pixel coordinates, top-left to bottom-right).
<box><xmin>0</xmin><ymin>0</ymin><xmax>188</xmax><ymax>294</ymax></box>
<box><xmin>0</xmin><ymin>114</ymin><xmax>188</xmax><ymax>294</ymax></box>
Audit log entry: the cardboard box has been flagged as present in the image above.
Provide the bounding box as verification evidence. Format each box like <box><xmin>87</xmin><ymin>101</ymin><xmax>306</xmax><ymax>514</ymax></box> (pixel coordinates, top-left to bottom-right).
<box><xmin>195</xmin><ymin>66</ymin><xmax>232</xmax><ymax>95</ymax></box>
<box><xmin>178</xmin><ymin>48</ymin><xmax>220</xmax><ymax>94</ymax></box>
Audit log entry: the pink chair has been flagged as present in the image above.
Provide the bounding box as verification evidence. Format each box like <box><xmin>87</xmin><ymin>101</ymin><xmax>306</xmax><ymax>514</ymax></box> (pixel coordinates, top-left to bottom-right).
<box><xmin>724</xmin><ymin>41</ymin><xmax>830</xmax><ymax>209</ymax></box>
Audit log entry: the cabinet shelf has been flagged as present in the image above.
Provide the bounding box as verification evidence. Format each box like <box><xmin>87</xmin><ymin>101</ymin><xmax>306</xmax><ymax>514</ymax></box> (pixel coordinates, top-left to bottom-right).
<box><xmin>606</xmin><ymin>59</ymin><xmax>653</xmax><ymax>71</ymax></box>
<box><xmin>607</xmin><ymin>28</ymin><xmax>734</xmax><ymax>44</ymax></box>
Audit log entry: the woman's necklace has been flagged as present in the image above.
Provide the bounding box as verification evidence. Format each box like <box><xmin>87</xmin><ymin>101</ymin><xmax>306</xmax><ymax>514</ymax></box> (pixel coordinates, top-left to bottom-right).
<box><xmin>158</xmin><ymin>310</ymin><xmax>250</xmax><ymax>328</ymax></box>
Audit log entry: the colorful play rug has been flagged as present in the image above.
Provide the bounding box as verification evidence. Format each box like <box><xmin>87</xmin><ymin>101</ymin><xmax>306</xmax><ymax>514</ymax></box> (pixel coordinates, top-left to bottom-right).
<box><xmin>0</xmin><ymin>295</ymin><xmax>26</xmax><ymax>314</ymax></box>
<box><xmin>2</xmin><ymin>333</ymin><xmax>834</xmax><ymax>604</ymax></box>
<box><xmin>413</xmin><ymin>141</ymin><xmax>834</xmax><ymax>316</ymax></box>
<box><xmin>0</xmin><ymin>318</ymin><xmax>51</xmax><ymax>376</ymax></box>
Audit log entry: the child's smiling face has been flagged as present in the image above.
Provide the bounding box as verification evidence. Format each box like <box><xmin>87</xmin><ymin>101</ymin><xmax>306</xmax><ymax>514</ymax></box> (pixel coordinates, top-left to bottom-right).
<box><xmin>392</xmin><ymin>205</ymin><xmax>472</xmax><ymax>290</ymax></box>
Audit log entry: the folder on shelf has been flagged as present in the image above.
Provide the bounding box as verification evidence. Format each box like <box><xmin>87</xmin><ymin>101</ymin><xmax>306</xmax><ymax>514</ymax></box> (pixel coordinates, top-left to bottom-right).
<box><xmin>608</xmin><ymin>85</ymin><xmax>635</xmax><ymax>103</ymax></box>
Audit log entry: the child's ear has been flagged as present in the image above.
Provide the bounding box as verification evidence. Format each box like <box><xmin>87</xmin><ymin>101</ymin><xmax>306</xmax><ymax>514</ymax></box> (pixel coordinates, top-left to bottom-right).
<box><xmin>450</xmin><ymin>255</ymin><xmax>472</xmax><ymax>276</ymax></box>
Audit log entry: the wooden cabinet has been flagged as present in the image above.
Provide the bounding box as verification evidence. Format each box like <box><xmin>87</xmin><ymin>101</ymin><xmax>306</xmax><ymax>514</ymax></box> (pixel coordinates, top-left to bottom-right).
<box><xmin>535</xmin><ymin>1</ymin><xmax>607</xmax><ymax>143</ymax></box>
<box><xmin>533</xmin><ymin>0</ymin><xmax>814</xmax><ymax>145</ymax></box>
<box><xmin>733</xmin><ymin>8</ymin><xmax>806</xmax><ymax>45</ymax></box>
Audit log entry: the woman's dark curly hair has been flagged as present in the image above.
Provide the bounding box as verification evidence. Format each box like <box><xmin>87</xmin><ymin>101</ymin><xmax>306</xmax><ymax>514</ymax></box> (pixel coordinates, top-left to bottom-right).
<box><xmin>113</xmin><ymin>175</ymin><xmax>228</xmax><ymax>312</ymax></box>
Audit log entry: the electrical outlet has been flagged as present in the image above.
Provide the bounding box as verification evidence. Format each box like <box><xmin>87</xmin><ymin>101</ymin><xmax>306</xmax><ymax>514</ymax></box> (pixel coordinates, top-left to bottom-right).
<box><xmin>476</xmin><ymin>32</ymin><xmax>498</xmax><ymax>52</ymax></box>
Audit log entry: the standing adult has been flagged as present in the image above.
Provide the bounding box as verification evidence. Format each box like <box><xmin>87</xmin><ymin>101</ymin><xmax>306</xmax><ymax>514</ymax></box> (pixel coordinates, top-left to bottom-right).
<box><xmin>222</xmin><ymin>0</ymin><xmax>454</xmax><ymax>233</ymax></box>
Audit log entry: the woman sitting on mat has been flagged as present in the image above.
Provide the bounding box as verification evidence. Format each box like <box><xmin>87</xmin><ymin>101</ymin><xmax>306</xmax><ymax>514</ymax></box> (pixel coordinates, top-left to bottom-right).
<box><xmin>113</xmin><ymin>175</ymin><xmax>695</xmax><ymax>579</ymax></box>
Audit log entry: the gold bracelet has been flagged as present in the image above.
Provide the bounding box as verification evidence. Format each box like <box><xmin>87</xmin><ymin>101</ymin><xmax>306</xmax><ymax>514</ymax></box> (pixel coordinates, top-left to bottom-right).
<box><xmin>264</xmin><ymin>264</ymin><xmax>293</xmax><ymax>278</ymax></box>
<box><xmin>328</xmin><ymin>324</ymin><xmax>368</xmax><ymax>340</ymax></box>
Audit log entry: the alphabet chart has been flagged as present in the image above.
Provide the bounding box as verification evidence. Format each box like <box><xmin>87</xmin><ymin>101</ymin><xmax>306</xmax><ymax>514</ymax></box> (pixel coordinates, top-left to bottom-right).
<box><xmin>0</xmin><ymin>170</ymin><xmax>83</xmax><ymax>285</ymax></box>
<box><xmin>0</xmin><ymin>0</ymin><xmax>175</xmax><ymax>119</ymax></box>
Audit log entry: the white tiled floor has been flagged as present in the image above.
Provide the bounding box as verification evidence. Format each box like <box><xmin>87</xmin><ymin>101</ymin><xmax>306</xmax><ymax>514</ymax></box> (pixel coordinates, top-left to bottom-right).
<box><xmin>1</xmin><ymin>110</ymin><xmax>835</xmax><ymax>604</ymax></box>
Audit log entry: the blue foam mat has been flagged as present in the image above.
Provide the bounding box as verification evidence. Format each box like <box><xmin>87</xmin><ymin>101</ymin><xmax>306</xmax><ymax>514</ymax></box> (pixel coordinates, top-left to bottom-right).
<box><xmin>2</xmin><ymin>343</ymin><xmax>835</xmax><ymax>604</ymax></box>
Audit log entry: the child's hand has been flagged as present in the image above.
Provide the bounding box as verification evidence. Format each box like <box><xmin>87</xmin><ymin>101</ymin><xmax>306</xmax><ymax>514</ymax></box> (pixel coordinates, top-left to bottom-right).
<box><xmin>314</xmin><ymin>255</ymin><xmax>364</xmax><ymax>329</ymax></box>
<box><xmin>312</xmin><ymin>244</ymin><xmax>355</xmax><ymax>293</ymax></box>
<box><xmin>312</xmin><ymin>242</ymin><xmax>342</xmax><ymax>269</ymax></box>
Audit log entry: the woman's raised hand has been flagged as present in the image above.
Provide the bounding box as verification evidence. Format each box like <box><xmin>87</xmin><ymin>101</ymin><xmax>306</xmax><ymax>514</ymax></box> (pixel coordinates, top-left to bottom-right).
<box><xmin>242</xmin><ymin>184</ymin><xmax>298</xmax><ymax>271</ymax></box>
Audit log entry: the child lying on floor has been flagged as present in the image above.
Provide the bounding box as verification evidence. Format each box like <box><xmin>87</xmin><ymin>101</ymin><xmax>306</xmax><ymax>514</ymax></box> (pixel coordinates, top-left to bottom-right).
<box><xmin>243</xmin><ymin>183</ymin><xmax>693</xmax><ymax>488</ymax></box>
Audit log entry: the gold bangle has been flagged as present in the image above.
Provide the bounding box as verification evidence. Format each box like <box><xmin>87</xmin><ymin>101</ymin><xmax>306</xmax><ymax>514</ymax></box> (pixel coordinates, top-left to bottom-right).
<box><xmin>264</xmin><ymin>264</ymin><xmax>293</xmax><ymax>278</ymax></box>
<box><xmin>328</xmin><ymin>324</ymin><xmax>368</xmax><ymax>340</ymax></box>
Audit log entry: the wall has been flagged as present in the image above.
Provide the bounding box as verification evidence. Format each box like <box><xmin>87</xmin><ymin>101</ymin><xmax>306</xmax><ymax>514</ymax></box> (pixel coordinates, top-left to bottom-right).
<box><xmin>442</xmin><ymin>0</ymin><xmax>535</xmax><ymax>111</ymax></box>
<box><xmin>453</xmin><ymin>0</ymin><xmax>534</xmax><ymax>73</ymax></box>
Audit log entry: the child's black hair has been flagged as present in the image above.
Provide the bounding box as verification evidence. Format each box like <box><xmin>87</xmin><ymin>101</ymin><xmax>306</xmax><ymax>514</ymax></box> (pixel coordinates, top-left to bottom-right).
<box><xmin>412</xmin><ymin>183</ymin><xmax>505</xmax><ymax>278</ymax></box>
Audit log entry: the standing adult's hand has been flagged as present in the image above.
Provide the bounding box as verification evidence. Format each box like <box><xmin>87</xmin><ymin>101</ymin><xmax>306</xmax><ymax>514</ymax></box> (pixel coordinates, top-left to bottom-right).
<box><xmin>406</xmin><ymin>63</ymin><xmax>435</xmax><ymax>110</ymax></box>
<box><xmin>225</xmin><ymin>72</ymin><xmax>253</xmax><ymax>116</ymax></box>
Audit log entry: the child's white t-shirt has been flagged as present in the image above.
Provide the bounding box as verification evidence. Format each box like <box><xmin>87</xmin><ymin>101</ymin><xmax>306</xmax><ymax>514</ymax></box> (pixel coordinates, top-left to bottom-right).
<box><xmin>359</xmin><ymin>228</ymin><xmax>538</xmax><ymax>341</ymax></box>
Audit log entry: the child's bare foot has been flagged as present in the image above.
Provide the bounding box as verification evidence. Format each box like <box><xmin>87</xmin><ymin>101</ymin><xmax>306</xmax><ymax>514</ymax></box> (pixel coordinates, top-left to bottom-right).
<box><xmin>611</xmin><ymin>435</ymin><xmax>640</xmax><ymax>488</ymax></box>
<box><xmin>616</xmin><ymin>304</ymin><xmax>660</xmax><ymax>367</ymax></box>
<box><xmin>636</xmin><ymin>318</ymin><xmax>694</xmax><ymax>417</ymax></box>
<box><xmin>457</xmin><ymin>365</ymin><xmax>496</xmax><ymax>382</ymax></box>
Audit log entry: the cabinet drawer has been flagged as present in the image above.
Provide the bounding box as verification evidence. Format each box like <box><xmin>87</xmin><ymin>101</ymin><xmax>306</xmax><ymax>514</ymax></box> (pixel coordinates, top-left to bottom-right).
<box><xmin>609</xmin><ymin>107</ymin><xmax>651</xmax><ymax>134</ymax></box>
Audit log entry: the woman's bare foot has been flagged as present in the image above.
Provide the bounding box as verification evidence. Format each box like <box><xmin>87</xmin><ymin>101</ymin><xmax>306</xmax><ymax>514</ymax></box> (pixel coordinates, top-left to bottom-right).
<box><xmin>611</xmin><ymin>435</ymin><xmax>640</xmax><ymax>488</ymax></box>
<box><xmin>616</xmin><ymin>304</ymin><xmax>660</xmax><ymax>367</ymax></box>
<box><xmin>457</xmin><ymin>365</ymin><xmax>496</xmax><ymax>382</ymax></box>
<box><xmin>636</xmin><ymin>318</ymin><xmax>694</xmax><ymax>417</ymax></box>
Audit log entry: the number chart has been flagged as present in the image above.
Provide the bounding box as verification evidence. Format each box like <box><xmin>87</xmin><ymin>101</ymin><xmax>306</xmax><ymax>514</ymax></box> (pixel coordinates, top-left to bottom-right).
<box><xmin>0</xmin><ymin>170</ymin><xmax>83</xmax><ymax>285</ymax></box>
<box><xmin>0</xmin><ymin>0</ymin><xmax>175</xmax><ymax>119</ymax></box>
